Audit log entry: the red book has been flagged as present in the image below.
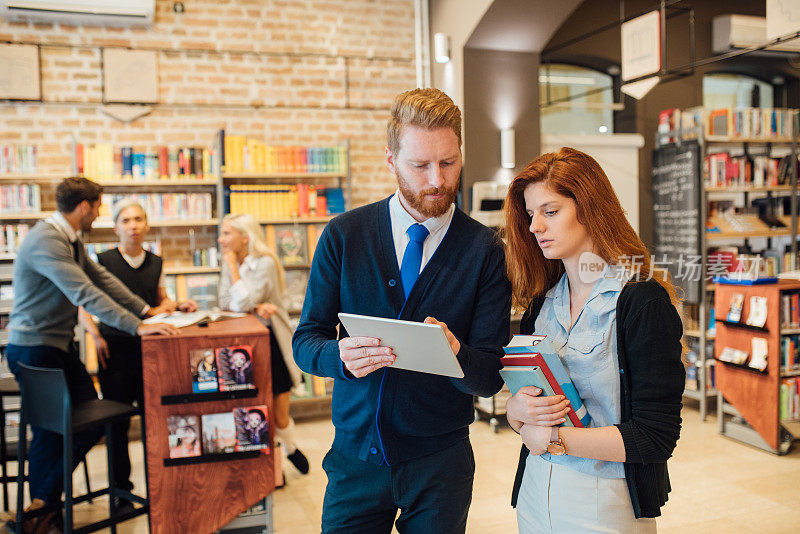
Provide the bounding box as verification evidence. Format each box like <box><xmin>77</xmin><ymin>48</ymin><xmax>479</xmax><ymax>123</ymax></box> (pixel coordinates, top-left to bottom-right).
<box><xmin>177</xmin><ymin>150</ymin><xmax>187</xmax><ymax>176</ymax></box>
<box><xmin>500</xmin><ymin>354</ymin><xmax>584</xmax><ymax>428</ymax></box>
<box><xmin>158</xmin><ymin>146</ymin><xmax>169</xmax><ymax>179</ymax></box>
<box><xmin>315</xmin><ymin>188</ymin><xmax>327</xmax><ymax>216</ymax></box>
<box><xmin>75</xmin><ymin>144</ymin><xmax>84</xmax><ymax>175</ymax></box>
<box><xmin>297</xmin><ymin>183</ymin><xmax>309</xmax><ymax>217</ymax></box>
<box><xmin>293</xmin><ymin>146</ymin><xmax>303</xmax><ymax>173</ymax></box>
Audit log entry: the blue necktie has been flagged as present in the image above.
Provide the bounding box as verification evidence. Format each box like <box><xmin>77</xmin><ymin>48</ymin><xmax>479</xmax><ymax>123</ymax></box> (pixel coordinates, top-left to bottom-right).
<box><xmin>400</xmin><ymin>223</ymin><xmax>429</xmax><ymax>300</ymax></box>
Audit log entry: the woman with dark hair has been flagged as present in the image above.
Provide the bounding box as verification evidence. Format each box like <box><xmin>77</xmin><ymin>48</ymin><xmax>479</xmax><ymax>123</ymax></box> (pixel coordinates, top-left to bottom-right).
<box><xmin>503</xmin><ymin>147</ymin><xmax>684</xmax><ymax>532</ymax></box>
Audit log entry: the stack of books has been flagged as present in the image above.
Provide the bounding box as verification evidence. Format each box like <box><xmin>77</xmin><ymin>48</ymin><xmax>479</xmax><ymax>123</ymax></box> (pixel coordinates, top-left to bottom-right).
<box><xmin>499</xmin><ymin>335</ymin><xmax>591</xmax><ymax>428</ymax></box>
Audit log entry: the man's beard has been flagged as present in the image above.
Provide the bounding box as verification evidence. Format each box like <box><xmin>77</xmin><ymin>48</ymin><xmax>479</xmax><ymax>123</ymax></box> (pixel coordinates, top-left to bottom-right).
<box><xmin>80</xmin><ymin>214</ymin><xmax>94</xmax><ymax>233</ymax></box>
<box><xmin>396</xmin><ymin>171</ymin><xmax>459</xmax><ymax>218</ymax></box>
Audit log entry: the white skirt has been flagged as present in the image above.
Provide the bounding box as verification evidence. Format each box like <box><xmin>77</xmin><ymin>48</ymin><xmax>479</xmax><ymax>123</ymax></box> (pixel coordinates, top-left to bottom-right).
<box><xmin>516</xmin><ymin>454</ymin><xmax>657</xmax><ymax>534</ymax></box>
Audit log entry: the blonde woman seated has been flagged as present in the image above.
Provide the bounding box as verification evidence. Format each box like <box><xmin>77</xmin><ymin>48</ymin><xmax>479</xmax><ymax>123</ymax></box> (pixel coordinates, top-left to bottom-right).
<box><xmin>218</xmin><ymin>213</ymin><xmax>309</xmax><ymax>475</ymax></box>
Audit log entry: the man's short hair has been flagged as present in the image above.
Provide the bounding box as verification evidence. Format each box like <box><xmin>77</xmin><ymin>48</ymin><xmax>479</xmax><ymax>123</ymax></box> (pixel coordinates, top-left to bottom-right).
<box><xmin>387</xmin><ymin>88</ymin><xmax>462</xmax><ymax>155</ymax></box>
<box><xmin>55</xmin><ymin>177</ymin><xmax>103</xmax><ymax>213</ymax></box>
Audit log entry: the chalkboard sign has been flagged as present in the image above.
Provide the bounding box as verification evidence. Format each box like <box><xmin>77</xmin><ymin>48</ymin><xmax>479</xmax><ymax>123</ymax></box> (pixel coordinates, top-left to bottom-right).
<box><xmin>652</xmin><ymin>141</ymin><xmax>702</xmax><ymax>303</ymax></box>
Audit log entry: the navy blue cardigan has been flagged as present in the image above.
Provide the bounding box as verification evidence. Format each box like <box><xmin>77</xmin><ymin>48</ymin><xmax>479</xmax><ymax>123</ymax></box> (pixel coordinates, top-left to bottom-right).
<box><xmin>292</xmin><ymin>198</ymin><xmax>511</xmax><ymax>465</ymax></box>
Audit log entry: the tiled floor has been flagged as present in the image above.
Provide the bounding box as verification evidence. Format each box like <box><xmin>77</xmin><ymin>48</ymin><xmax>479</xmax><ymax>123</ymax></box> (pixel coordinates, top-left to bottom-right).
<box><xmin>3</xmin><ymin>403</ymin><xmax>799</xmax><ymax>533</ymax></box>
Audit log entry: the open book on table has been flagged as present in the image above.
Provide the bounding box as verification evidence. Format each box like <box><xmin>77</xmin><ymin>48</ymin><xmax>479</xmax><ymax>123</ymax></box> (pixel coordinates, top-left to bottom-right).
<box><xmin>142</xmin><ymin>310</ymin><xmax>247</xmax><ymax>328</ymax></box>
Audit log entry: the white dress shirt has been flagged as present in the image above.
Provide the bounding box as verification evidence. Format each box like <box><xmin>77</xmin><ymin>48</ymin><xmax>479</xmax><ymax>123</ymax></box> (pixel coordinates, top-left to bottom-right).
<box><xmin>388</xmin><ymin>190</ymin><xmax>455</xmax><ymax>274</ymax></box>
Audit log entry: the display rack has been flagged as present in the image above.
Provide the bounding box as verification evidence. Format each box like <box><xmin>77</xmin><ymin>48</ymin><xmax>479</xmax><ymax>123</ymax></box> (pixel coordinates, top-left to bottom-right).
<box><xmin>653</xmin><ymin>111</ymin><xmax>799</xmax><ymax>421</ymax></box>
<box><xmin>714</xmin><ymin>280</ymin><xmax>800</xmax><ymax>454</ymax></box>
<box><xmin>141</xmin><ymin>315</ymin><xmax>274</xmax><ymax>533</ymax></box>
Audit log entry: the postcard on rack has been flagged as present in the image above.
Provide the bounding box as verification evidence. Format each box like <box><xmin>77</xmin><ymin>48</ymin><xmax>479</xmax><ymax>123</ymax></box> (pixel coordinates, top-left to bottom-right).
<box><xmin>201</xmin><ymin>412</ymin><xmax>237</xmax><ymax>454</ymax></box>
<box><xmin>233</xmin><ymin>405</ymin><xmax>271</xmax><ymax>452</ymax></box>
<box><xmin>216</xmin><ymin>345</ymin><xmax>256</xmax><ymax>391</ymax></box>
<box><xmin>189</xmin><ymin>348</ymin><xmax>219</xmax><ymax>393</ymax></box>
<box><xmin>167</xmin><ymin>414</ymin><xmax>201</xmax><ymax>458</ymax></box>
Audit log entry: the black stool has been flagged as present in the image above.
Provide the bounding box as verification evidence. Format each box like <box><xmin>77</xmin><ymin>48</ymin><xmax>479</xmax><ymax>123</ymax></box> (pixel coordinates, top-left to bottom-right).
<box><xmin>12</xmin><ymin>363</ymin><xmax>149</xmax><ymax>533</ymax></box>
<box><xmin>0</xmin><ymin>376</ymin><xmax>93</xmax><ymax>512</ymax></box>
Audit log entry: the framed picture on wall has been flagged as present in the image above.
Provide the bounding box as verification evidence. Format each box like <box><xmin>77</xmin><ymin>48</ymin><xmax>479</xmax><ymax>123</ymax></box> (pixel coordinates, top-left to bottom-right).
<box><xmin>102</xmin><ymin>48</ymin><xmax>158</xmax><ymax>104</ymax></box>
<box><xmin>0</xmin><ymin>44</ymin><xmax>41</xmax><ymax>100</ymax></box>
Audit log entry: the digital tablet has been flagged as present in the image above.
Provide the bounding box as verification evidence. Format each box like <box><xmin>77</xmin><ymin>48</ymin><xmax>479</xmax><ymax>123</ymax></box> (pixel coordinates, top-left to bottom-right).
<box><xmin>337</xmin><ymin>313</ymin><xmax>464</xmax><ymax>378</ymax></box>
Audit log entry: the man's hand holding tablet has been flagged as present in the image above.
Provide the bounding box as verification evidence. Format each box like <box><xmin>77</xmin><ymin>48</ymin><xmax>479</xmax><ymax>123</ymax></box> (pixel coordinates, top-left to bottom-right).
<box><xmin>338</xmin><ymin>336</ymin><xmax>396</xmax><ymax>378</ymax></box>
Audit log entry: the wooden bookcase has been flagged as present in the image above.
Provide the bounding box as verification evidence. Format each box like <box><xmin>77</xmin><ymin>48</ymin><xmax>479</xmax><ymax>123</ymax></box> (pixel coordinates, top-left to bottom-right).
<box><xmin>654</xmin><ymin>112</ymin><xmax>799</xmax><ymax>421</ymax></box>
<box><xmin>141</xmin><ymin>315</ymin><xmax>274</xmax><ymax>534</ymax></box>
<box><xmin>714</xmin><ymin>280</ymin><xmax>800</xmax><ymax>454</ymax></box>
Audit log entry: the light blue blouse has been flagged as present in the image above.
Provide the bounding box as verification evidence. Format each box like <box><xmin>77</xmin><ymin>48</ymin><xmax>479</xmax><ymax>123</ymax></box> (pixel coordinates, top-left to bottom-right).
<box><xmin>534</xmin><ymin>264</ymin><xmax>629</xmax><ymax>479</ymax></box>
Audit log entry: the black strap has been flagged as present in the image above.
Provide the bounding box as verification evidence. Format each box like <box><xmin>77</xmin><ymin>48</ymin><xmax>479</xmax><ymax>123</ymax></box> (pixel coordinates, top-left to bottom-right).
<box><xmin>71</xmin><ymin>240</ymin><xmax>80</xmax><ymax>262</ymax></box>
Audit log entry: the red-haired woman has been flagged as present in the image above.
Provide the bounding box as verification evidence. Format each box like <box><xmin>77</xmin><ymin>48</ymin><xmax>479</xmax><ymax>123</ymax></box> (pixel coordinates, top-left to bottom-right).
<box><xmin>504</xmin><ymin>147</ymin><xmax>684</xmax><ymax>532</ymax></box>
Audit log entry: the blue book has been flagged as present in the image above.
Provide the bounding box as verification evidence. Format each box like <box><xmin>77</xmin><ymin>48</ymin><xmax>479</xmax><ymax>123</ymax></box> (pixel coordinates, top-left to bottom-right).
<box><xmin>501</xmin><ymin>335</ymin><xmax>592</xmax><ymax>428</ymax></box>
<box><xmin>121</xmin><ymin>147</ymin><xmax>133</xmax><ymax>178</ymax></box>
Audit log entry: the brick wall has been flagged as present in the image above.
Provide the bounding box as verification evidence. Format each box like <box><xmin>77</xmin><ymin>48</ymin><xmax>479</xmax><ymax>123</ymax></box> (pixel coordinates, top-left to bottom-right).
<box><xmin>0</xmin><ymin>0</ymin><xmax>417</xmax><ymax>265</ymax></box>
<box><xmin>0</xmin><ymin>0</ymin><xmax>416</xmax><ymax>202</ymax></box>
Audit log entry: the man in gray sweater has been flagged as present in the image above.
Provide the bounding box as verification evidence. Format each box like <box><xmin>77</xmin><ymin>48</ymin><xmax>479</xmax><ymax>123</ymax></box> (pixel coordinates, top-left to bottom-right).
<box><xmin>6</xmin><ymin>177</ymin><xmax>177</xmax><ymax>532</ymax></box>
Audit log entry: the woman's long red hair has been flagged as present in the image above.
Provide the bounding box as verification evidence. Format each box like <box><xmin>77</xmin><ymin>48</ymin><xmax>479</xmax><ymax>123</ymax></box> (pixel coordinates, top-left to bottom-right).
<box><xmin>503</xmin><ymin>147</ymin><xmax>680</xmax><ymax>312</ymax></box>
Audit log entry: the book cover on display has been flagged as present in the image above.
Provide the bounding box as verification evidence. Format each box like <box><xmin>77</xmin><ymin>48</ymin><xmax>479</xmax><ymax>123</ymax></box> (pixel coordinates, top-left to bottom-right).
<box><xmin>201</xmin><ymin>412</ymin><xmax>237</xmax><ymax>454</ymax></box>
<box><xmin>216</xmin><ymin>345</ymin><xmax>256</xmax><ymax>391</ymax></box>
<box><xmin>190</xmin><ymin>348</ymin><xmax>219</xmax><ymax>393</ymax></box>
<box><xmin>233</xmin><ymin>405</ymin><xmax>271</xmax><ymax>452</ymax></box>
<box><xmin>167</xmin><ymin>415</ymin><xmax>201</xmax><ymax>458</ymax></box>
<box><xmin>274</xmin><ymin>225</ymin><xmax>308</xmax><ymax>266</ymax></box>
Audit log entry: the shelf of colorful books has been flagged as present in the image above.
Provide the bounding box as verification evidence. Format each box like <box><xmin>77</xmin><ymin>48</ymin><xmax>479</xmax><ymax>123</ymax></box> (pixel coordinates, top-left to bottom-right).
<box><xmin>162</xmin><ymin>265</ymin><xmax>220</xmax><ymax>276</ymax></box>
<box><xmin>222</xmin><ymin>172</ymin><xmax>345</xmax><ymax>181</ymax></box>
<box><xmin>163</xmin><ymin>450</ymin><xmax>262</xmax><ymax>467</ymax></box>
<box><xmin>97</xmin><ymin>179</ymin><xmax>219</xmax><ymax>188</ymax></box>
<box><xmin>705</xmin><ymin>136</ymin><xmax>795</xmax><ymax>144</ymax></box>
<box><xmin>781</xmin><ymin>368</ymin><xmax>800</xmax><ymax>378</ymax></box>
<box><xmin>0</xmin><ymin>212</ymin><xmax>48</xmax><ymax>221</ymax></box>
<box><xmin>0</xmin><ymin>173</ymin><xmax>65</xmax><ymax>182</ymax></box>
<box><xmin>258</xmin><ymin>216</ymin><xmax>333</xmax><ymax>225</ymax></box>
<box><xmin>705</xmin><ymin>185</ymin><xmax>794</xmax><ymax>194</ymax></box>
<box><xmin>161</xmin><ymin>388</ymin><xmax>259</xmax><ymax>406</ymax></box>
<box><xmin>782</xmin><ymin>327</ymin><xmax>800</xmax><ymax>336</ymax></box>
<box><xmin>92</xmin><ymin>218</ymin><xmax>219</xmax><ymax>229</ymax></box>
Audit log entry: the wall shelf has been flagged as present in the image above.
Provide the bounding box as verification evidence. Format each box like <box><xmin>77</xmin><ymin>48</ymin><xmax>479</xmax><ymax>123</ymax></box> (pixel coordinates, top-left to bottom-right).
<box><xmin>161</xmin><ymin>388</ymin><xmax>258</xmax><ymax>406</ymax></box>
<box><xmin>98</xmin><ymin>179</ymin><xmax>219</xmax><ymax>187</ymax></box>
<box><xmin>163</xmin><ymin>450</ymin><xmax>262</xmax><ymax>467</ymax></box>
<box><xmin>222</xmin><ymin>172</ymin><xmax>345</xmax><ymax>180</ymax></box>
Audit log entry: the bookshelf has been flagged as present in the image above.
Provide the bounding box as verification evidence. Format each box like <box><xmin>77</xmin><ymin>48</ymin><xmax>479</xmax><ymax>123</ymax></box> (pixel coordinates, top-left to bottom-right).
<box><xmin>216</xmin><ymin>133</ymin><xmax>351</xmax><ymax>416</ymax></box>
<box><xmin>653</xmin><ymin>107</ymin><xmax>799</xmax><ymax>421</ymax></box>
<box><xmin>714</xmin><ymin>280</ymin><xmax>800</xmax><ymax>454</ymax></box>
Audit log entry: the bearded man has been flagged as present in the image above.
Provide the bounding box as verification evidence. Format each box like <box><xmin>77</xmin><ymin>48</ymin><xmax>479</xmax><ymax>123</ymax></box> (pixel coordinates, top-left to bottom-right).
<box><xmin>293</xmin><ymin>88</ymin><xmax>511</xmax><ymax>534</ymax></box>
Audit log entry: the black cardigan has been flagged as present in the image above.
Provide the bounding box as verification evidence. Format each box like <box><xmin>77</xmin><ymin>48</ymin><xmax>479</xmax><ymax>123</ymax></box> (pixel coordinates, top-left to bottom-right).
<box><xmin>510</xmin><ymin>279</ymin><xmax>685</xmax><ymax>519</ymax></box>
